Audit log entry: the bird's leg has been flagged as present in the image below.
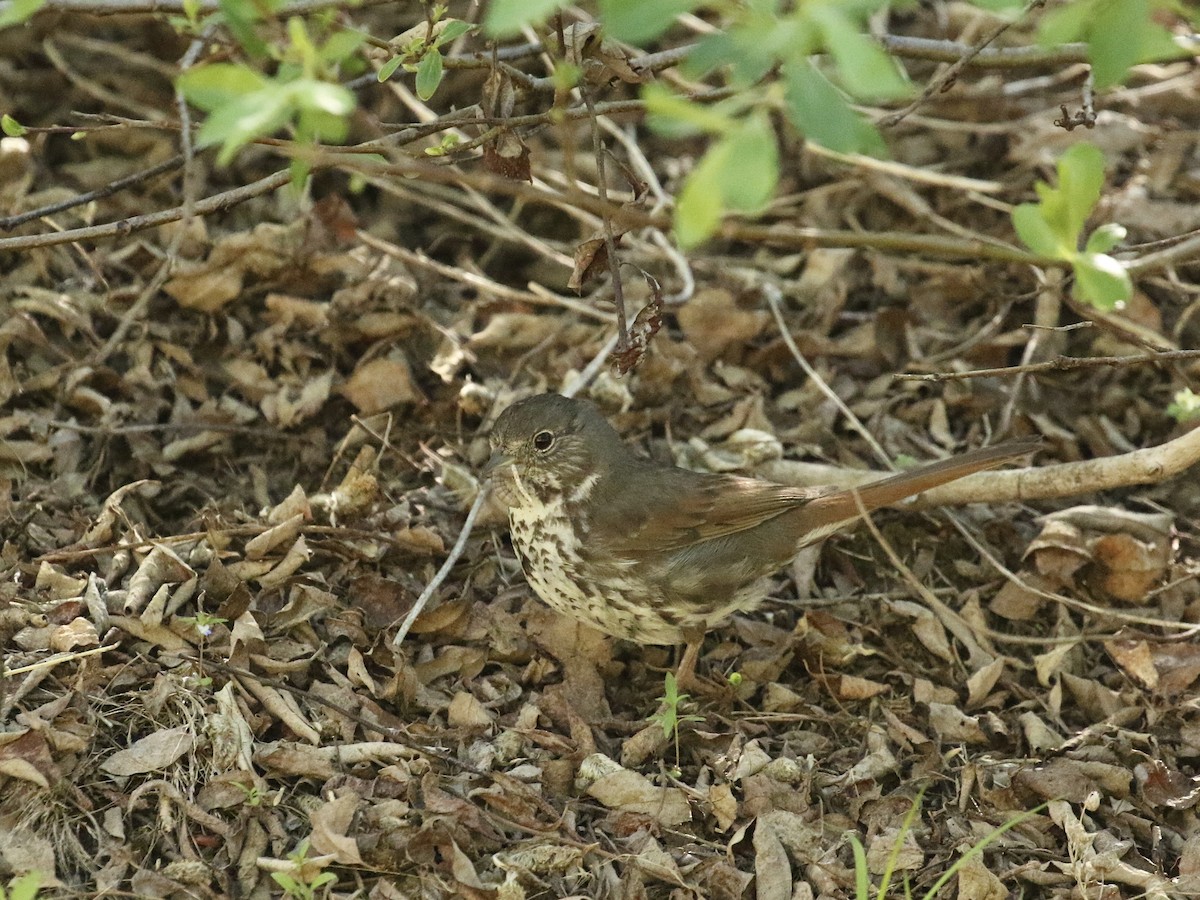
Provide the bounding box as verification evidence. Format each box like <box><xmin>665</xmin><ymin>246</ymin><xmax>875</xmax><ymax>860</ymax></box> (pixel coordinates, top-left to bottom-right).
<box><xmin>674</xmin><ymin>627</ymin><xmax>705</xmax><ymax>693</ymax></box>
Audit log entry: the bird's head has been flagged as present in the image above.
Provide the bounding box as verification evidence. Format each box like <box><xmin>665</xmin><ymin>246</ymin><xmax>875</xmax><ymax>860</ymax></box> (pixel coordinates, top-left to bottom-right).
<box><xmin>485</xmin><ymin>394</ymin><xmax>627</xmax><ymax>505</ymax></box>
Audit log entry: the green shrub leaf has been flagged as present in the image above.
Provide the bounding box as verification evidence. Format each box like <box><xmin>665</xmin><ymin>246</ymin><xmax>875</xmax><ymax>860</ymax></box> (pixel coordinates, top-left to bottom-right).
<box><xmin>415</xmin><ymin>49</ymin><xmax>443</xmax><ymax>100</ymax></box>
<box><xmin>484</xmin><ymin>0</ymin><xmax>568</xmax><ymax>37</ymax></box>
<box><xmin>178</xmin><ymin>63</ymin><xmax>268</xmax><ymax>112</ymax></box>
<box><xmin>718</xmin><ymin>114</ymin><xmax>778</xmax><ymax>212</ymax></box>
<box><xmin>598</xmin><ymin>0</ymin><xmax>699</xmax><ymax>44</ymax></box>
<box><xmin>783</xmin><ymin>60</ymin><xmax>885</xmax><ymax>155</ymax></box>
<box><xmin>1074</xmin><ymin>253</ymin><xmax>1132</xmax><ymax>309</ymax></box>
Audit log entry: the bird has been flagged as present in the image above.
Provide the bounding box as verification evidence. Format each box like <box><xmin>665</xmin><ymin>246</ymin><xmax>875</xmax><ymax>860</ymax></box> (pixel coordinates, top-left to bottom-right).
<box><xmin>485</xmin><ymin>393</ymin><xmax>1037</xmax><ymax>688</ymax></box>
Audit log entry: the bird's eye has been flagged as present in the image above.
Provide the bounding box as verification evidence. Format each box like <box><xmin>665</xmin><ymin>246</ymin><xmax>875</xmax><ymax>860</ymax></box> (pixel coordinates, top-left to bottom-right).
<box><xmin>533</xmin><ymin>430</ymin><xmax>554</xmax><ymax>452</ymax></box>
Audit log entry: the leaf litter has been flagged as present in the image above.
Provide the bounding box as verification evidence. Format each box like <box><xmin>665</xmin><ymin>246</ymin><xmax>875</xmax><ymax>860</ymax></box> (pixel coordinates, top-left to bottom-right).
<box><xmin>1</xmin><ymin>6</ymin><xmax>1199</xmax><ymax>899</ymax></box>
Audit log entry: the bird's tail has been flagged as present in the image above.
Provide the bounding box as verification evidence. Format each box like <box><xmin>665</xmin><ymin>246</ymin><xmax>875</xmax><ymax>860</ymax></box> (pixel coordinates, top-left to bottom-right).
<box><xmin>791</xmin><ymin>437</ymin><xmax>1041</xmax><ymax>548</ymax></box>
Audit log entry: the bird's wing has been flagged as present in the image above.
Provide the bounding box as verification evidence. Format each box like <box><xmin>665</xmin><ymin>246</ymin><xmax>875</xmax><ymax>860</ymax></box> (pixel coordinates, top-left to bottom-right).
<box><xmin>589</xmin><ymin>469</ymin><xmax>827</xmax><ymax>558</ymax></box>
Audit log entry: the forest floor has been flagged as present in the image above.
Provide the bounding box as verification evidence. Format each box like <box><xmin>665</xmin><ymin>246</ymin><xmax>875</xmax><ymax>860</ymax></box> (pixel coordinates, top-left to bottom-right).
<box><xmin>2</xmin><ymin>4</ymin><xmax>1200</xmax><ymax>899</ymax></box>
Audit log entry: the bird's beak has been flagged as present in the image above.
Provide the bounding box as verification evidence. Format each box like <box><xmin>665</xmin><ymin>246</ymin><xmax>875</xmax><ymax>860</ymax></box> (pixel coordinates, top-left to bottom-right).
<box><xmin>482</xmin><ymin>449</ymin><xmax>514</xmax><ymax>480</ymax></box>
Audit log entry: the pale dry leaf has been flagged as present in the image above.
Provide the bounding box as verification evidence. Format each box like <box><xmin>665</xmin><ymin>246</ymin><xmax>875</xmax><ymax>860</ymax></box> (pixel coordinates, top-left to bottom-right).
<box><xmin>989</xmin><ymin>575</ymin><xmax>1048</xmax><ymax>621</ymax></box>
<box><xmin>34</xmin><ymin>561</ymin><xmax>87</xmax><ymax>599</ymax></box>
<box><xmin>262</xmin><ymin>371</ymin><xmax>334</xmax><ymax>428</ymax></box>
<box><xmin>576</xmin><ymin>753</ymin><xmax>691</xmax><ymax>826</ymax></box>
<box><xmin>676</xmin><ymin>288</ymin><xmax>769</xmax><ymax>363</ymax></box>
<box><xmin>1104</xmin><ymin>637</ymin><xmax>1158</xmax><ymax>690</ymax></box>
<box><xmin>708</xmin><ymin>783</ymin><xmax>738</xmax><ymax>832</ymax></box>
<box><xmin>447</xmin><ymin>691</ymin><xmax>494</xmax><ymax>729</ymax></box>
<box><xmin>836</xmin><ymin>674</ymin><xmax>889</xmax><ymax>701</ymax></box>
<box><xmin>341</xmin><ymin>355</ymin><xmax>423</xmax><ymax>413</ymax></box>
<box><xmin>468</xmin><ymin>313</ymin><xmax>560</xmax><ymax>351</ymax></box>
<box><xmin>1061</xmin><ymin>672</ymin><xmax>1127</xmax><ymax>722</ymax></box>
<box><xmin>619</xmin><ymin>723</ymin><xmax>668</xmax><ymax>769</ymax></box>
<box><xmin>955</xmin><ymin>853</ymin><xmax>1007</xmax><ymax>900</ymax></box>
<box><xmin>212</xmin><ymin>683</ymin><xmax>255</xmax><ymax>772</ymax></box>
<box><xmin>309</xmin><ymin>793</ymin><xmax>364</xmax><ymax>865</ymax></box>
<box><xmin>101</xmin><ymin>725</ymin><xmax>194</xmax><ymax>776</ymax></box>
<box><xmin>267</xmin><ymin>485</ymin><xmax>312</xmax><ymax>525</ymax></box>
<box><xmin>867</xmin><ymin>826</ymin><xmax>923</xmax><ymax>875</ymax></box>
<box><xmin>244</xmin><ymin>513</ymin><xmax>306</xmax><ymax>560</ymax></box>
<box><xmin>1018</xmin><ymin>711</ymin><xmax>1065</xmax><ymax>753</ymax></box>
<box><xmin>965</xmin><ymin>657</ymin><xmax>1005</xmax><ymax>711</ymax></box>
<box><xmin>1034</xmin><ymin>640</ymin><xmax>1078</xmax><ymax>687</ymax></box>
<box><xmin>256</xmin><ymin>536</ymin><xmax>311</xmax><ymax>590</ymax></box>
<box><xmin>927</xmin><ymin>703</ymin><xmax>988</xmax><ymax>744</ymax></box>
<box><xmin>124</xmin><ymin>544</ymin><xmax>195</xmax><ymax>614</ymax></box>
<box><xmin>752</xmin><ymin>816</ymin><xmax>792</xmax><ymax>900</ymax></box>
<box><xmin>49</xmin><ymin>617</ymin><xmax>98</xmax><ymax>652</ymax></box>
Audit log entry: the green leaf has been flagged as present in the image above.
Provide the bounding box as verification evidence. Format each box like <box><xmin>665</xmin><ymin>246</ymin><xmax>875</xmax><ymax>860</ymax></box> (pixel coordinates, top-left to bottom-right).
<box><xmin>218</xmin><ymin>0</ymin><xmax>269</xmax><ymax>58</ymax></box>
<box><xmin>178</xmin><ymin>63</ymin><xmax>268</xmax><ymax>111</ymax></box>
<box><xmin>415</xmin><ymin>49</ymin><xmax>443</xmax><ymax>100</ymax></box>
<box><xmin>783</xmin><ymin>60</ymin><xmax>885</xmax><ymax>154</ymax></box>
<box><xmin>1085</xmin><ymin>222</ymin><xmax>1126</xmax><ymax>254</ymax></box>
<box><xmin>643</xmin><ymin>83</ymin><xmax>732</xmax><ymax>137</ymax></box>
<box><xmin>1037</xmin><ymin>0</ymin><xmax>1093</xmax><ymax>46</ymax></box>
<box><xmin>0</xmin><ymin>0</ymin><xmax>46</xmax><ymax>27</ymax></box>
<box><xmin>599</xmin><ymin>0</ymin><xmax>699</xmax><ymax>43</ymax></box>
<box><xmin>1055</xmin><ymin>142</ymin><xmax>1106</xmax><ymax>241</ymax></box>
<box><xmin>7</xmin><ymin>872</ymin><xmax>44</xmax><ymax>900</ymax></box>
<box><xmin>1012</xmin><ymin>203</ymin><xmax>1063</xmax><ymax>256</ymax></box>
<box><xmin>1</xmin><ymin>114</ymin><xmax>27</xmax><ymax>136</ymax></box>
<box><xmin>195</xmin><ymin>87</ymin><xmax>293</xmax><ymax>164</ymax></box>
<box><xmin>808</xmin><ymin>4</ymin><xmax>910</xmax><ymax>100</ymax></box>
<box><xmin>1074</xmin><ymin>253</ymin><xmax>1132</xmax><ymax>309</ymax></box>
<box><xmin>1090</xmin><ymin>0</ymin><xmax>1149</xmax><ymax>88</ymax></box>
<box><xmin>435</xmin><ymin>19</ymin><xmax>475</xmax><ymax>46</ymax></box>
<box><xmin>675</xmin><ymin>150</ymin><xmax>728</xmax><ymax>248</ymax></box>
<box><xmin>968</xmin><ymin>0</ymin><xmax>1025</xmax><ymax>9</ymax></box>
<box><xmin>320</xmin><ymin>29</ymin><xmax>365</xmax><ymax>66</ymax></box>
<box><xmin>298</xmin><ymin>80</ymin><xmax>355</xmax><ymax>116</ymax></box>
<box><xmin>678</xmin><ymin>31</ymin><xmax>736</xmax><ymax>80</ymax></box>
<box><xmin>484</xmin><ymin>0</ymin><xmax>567</xmax><ymax>37</ymax></box>
<box><xmin>718</xmin><ymin>114</ymin><xmax>778</xmax><ymax>212</ymax></box>
<box><xmin>377</xmin><ymin>55</ymin><xmax>404</xmax><ymax>83</ymax></box>
<box><xmin>1167</xmin><ymin>389</ymin><xmax>1200</xmax><ymax>424</ymax></box>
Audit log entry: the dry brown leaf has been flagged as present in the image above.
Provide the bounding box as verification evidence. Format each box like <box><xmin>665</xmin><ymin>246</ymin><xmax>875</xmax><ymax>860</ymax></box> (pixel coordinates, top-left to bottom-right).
<box><xmin>100</xmin><ymin>725</ymin><xmax>194</xmax><ymax>776</ymax></box>
<box><xmin>751</xmin><ymin>813</ymin><xmax>792</xmax><ymax>900</ymax></box>
<box><xmin>341</xmin><ymin>354</ymin><xmax>423</xmax><ymax>413</ymax></box>
<box><xmin>309</xmin><ymin>793</ymin><xmax>364</xmax><ymax>865</ymax></box>
<box><xmin>676</xmin><ymin>288</ymin><xmax>769</xmax><ymax>363</ymax></box>
<box><xmin>577</xmin><ymin>753</ymin><xmax>691</xmax><ymax>826</ymax></box>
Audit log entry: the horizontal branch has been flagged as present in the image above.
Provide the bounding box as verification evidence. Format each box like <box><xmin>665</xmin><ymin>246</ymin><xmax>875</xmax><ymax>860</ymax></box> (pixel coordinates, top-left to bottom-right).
<box><xmin>757</xmin><ymin>422</ymin><xmax>1200</xmax><ymax>509</ymax></box>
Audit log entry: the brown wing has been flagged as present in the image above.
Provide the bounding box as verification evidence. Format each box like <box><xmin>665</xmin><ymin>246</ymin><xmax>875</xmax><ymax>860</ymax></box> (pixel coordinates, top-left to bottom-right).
<box><xmin>586</xmin><ymin>437</ymin><xmax>1040</xmax><ymax>560</ymax></box>
<box><xmin>589</xmin><ymin>467</ymin><xmax>829</xmax><ymax>559</ymax></box>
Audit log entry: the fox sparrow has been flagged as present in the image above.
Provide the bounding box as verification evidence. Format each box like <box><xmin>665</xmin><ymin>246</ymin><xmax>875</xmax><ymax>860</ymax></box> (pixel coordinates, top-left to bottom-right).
<box><xmin>486</xmin><ymin>393</ymin><xmax>1037</xmax><ymax>684</ymax></box>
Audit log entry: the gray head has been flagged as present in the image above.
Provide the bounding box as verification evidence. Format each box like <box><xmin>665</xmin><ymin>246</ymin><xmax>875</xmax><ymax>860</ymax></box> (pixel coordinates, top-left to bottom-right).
<box><xmin>486</xmin><ymin>394</ymin><xmax>630</xmax><ymax>500</ymax></box>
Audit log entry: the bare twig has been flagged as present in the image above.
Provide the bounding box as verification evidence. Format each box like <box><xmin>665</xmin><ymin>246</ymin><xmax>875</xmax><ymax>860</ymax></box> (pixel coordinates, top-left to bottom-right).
<box><xmin>759</xmin><ymin>423</ymin><xmax>1200</xmax><ymax>509</ymax></box>
<box><xmin>390</xmin><ymin>487</ymin><xmax>489</xmax><ymax>649</ymax></box>
<box><xmin>896</xmin><ymin>349</ymin><xmax>1200</xmax><ymax>382</ymax></box>
<box><xmin>583</xmin><ymin>89</ymin><xmax>630</xmax><ymax>356</ymax></box>
<box><xmin>879</xmin><ymin>34</ymin><xmax>1090</xmax><ymax>68</ymax></box>
<box><xmin>881</xmin><ymin>0</ymin><xmax>1048</xmax><ymax>128</ymax></box>
<box><xmin>0</xmin><ymin>169</ymin><xmax>293</xmax><ymax>251</ymax></box>
<box><xmin>0</xmin><ymin>154</ymin><xmax>184</xmax><ymax>232</ymax></box>
<box><xmin>764</xmin><ymin>282</ymin><xmax>892</xmax><ymax>468</ymax></box>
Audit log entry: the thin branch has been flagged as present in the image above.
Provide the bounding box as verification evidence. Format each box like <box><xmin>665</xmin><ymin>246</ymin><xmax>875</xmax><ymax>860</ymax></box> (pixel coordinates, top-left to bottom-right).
<box><xmin>1</xmin><ymin>0</ymin><xmax>393</xmax><ymax>14</ymax></box>
<box><xmin>895</xmin><ymin>349</ymin><xmax>1200</xmax><ymax>382</ymax></box>
<box><xmin>881</xmin><ymin>0</ymin><xmax>1048</xmax><ymax>128</ymax></box>
<box><xmin>764</xmin><ymin>282</ymin><xmax>892</xmax><ymax>468</ymax></box>
<box><xmin>758</xmin><ymin>421</ymin><xmax>1200</xmax><ymax>509</ymax></box>
<box><xmin>0</xmin><ymin>169</ymin><xmax>293</xmax><ymax>251</ymax></box>
<box><xmin>390</xmin><ymin>488</ymin><xmax>488</xmax><ymax>649</ymax></box>
<box><xmin>0</xmin><ymin>153</ymin><xmax>184</xmax><ymax>231</ymax></box>
<box><xmin>879</xmin><ymin>34</ymin><xmax>1090</xmax><ymax>68</ymax></box>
